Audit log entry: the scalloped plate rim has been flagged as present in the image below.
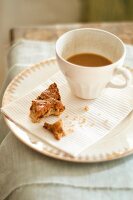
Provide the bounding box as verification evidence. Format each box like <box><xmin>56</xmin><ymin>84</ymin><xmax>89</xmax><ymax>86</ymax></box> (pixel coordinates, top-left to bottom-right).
<box><xmin>2</xmin><ymin>57</ymin><xmax>133</xmax><ymax>163</ymax></box>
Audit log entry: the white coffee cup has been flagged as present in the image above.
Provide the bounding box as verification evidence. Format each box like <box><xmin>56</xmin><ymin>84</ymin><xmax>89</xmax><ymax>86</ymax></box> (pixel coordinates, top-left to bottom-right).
<box><xmin>56</xmin><ymin>28</ymin><xmax>132</xmax><ymax>99</ymax></box>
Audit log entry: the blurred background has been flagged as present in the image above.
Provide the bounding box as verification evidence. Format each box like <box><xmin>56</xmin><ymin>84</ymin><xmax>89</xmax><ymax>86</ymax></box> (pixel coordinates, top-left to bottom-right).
<box><xmin>0</xmin><ymin>0</ymin><xmax>133</xmax><ymax>87</ymax></box>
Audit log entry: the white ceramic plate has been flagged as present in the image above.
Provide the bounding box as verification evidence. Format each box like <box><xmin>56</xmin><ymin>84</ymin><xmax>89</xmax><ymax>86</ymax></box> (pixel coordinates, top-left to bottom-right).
<box><xmin>2</xmin><ymin>58</ymin><xmax>133</xmax><ymax>162</ymax></box>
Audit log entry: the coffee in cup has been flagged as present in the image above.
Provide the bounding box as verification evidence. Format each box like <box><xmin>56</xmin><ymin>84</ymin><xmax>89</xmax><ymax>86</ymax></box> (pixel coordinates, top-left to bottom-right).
<box><xmin>56</xmin><ymin>28</ymin><xmax>132</xmax><ymax>99</ymax></box>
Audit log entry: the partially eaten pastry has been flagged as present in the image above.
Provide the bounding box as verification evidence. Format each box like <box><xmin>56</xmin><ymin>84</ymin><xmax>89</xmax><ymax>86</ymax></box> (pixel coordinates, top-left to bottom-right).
<box><xmin>30</xmin><ymin>83</ymin><xmax>65</xmax><ymax>122</ymax></box>
<box><xmin>43</xmin><ymin>119</ymin><xmax>65</xmax><ymax>140</ymax></box>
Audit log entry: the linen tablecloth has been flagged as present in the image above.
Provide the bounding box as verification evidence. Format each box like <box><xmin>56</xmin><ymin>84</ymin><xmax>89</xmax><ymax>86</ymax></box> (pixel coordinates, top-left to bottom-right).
<box><xmin>0</xmin><ymin>40</ymin><xmax>133</xmax><ymax>200</ymax></box>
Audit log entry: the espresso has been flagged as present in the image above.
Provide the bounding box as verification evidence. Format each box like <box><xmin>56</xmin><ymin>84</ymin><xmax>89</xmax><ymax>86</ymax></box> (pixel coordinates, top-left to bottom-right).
<box><xmin>67</xmin><ymin>53</ymin><xmax>112</xmax><ymax>67</ymax></box>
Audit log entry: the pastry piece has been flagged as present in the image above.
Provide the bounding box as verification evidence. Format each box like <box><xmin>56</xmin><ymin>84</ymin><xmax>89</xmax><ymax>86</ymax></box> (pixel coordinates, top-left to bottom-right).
<box><xmin>30</xmin><ymin>99</ymin><xmax>65</xmax><ymax>122</ymax></box>
<box><xmin>43</xmin><ymin>119</ymin><xmax>65</xmax><ymax>140</ymax></box>
<box><xmin>37</xmin><ymin>83</ymin><xmax>61</xmax><ymax>101</ymax></box>
<box><xmin>30</xmin><ymin>83</ymin><xmax>65</xmax><ymax>123</ymax></box>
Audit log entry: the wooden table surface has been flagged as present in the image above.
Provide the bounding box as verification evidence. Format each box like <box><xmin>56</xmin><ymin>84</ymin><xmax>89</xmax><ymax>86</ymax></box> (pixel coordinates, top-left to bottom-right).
<box><xmin>11</xmin><ymin>22</ymin><xmax>133</xmax><ymax>44</ymax></box>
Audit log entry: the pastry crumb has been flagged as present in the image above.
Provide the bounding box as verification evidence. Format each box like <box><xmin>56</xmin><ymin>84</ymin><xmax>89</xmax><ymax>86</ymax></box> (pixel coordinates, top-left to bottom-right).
<box><xmin>103</xmin><ymin>119</ymin><xmax>110</xmax><ymax>129</ymax></box>
<box><xmin>66</xmin><ymin>128</ymin><xmax>74</xmax><ymax>134</ymax></box>
<box><xmin>73</xmin><ymin>116</ymin><xmax>77</xmax><ymax>120</ymax></box>
<box><xmin>83</xmin><ymin>106</ymin><xmax>89</xmax><ymax>111</ymax></box>
<box><xmin>90</xmin><ymin>122</ymin><xmax>95</xmax><ymax>127</ymax></box>
<box><xmin>103</xmin><ymin>119</ymin><xmax>108</xmax><ymax>125</ymax></box>
<box><xmin>43</xmin><ymin>119</ymin><xmax>65</xmax><ymax>140</ymax></box>
<box><xmin>80</xmin><ymin>118</ymin><xmax>86</xmax><ymax>124</ymax></box>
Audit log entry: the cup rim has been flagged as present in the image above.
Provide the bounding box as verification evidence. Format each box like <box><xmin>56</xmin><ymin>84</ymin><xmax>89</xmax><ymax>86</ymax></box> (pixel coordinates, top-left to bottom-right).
<box><xmin>55</xmin><ymin>28</ymin><xmax>126</xmax><ymax>69</ymax></box>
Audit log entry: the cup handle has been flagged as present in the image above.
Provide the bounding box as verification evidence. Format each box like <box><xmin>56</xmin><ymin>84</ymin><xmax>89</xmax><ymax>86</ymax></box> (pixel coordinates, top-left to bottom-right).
<box><xmin>108</xmin><ymin>66</ymin><xmax>132</xmax><ymax>89</ymax></box>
